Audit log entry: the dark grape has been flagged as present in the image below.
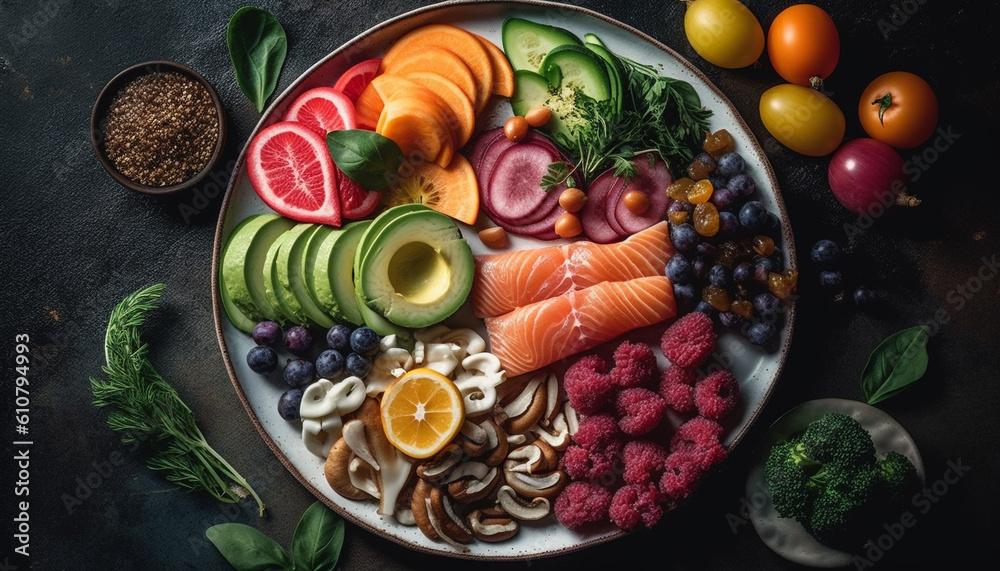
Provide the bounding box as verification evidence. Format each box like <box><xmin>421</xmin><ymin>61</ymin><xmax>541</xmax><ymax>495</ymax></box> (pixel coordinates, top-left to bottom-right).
<box><xmin>810</xmin><ymin>239</ymin><xmax>841</xmax><ymax>264</ymax></box>
<box><xmin>666</xmin><ymin>255</ymin><xmax>693</xmax><ymax>284</ymax></box>
<box><xmin>696</xmin><ymin>242</ymin><xmax>718</xmax><ymax>257</ymax></box>
<box><xmin>669</xmin><ymin>223</ymin><xmax>699</xmax><ymax>252</ymax></box>
<box><xmin>710</xmin><ymin>186</ymin><xmax>739</xmax><ymax>210</ymax></box>
<box><xmin>315</xmin><ymin>349</ymin><xmax>345</xmax><ymax>378</ymax></box>
<box><xmin>753</xmin><ymin>256</ymin><xmax>776</xmax><ymax>282</ymax></box>
<box><xmin>739</xmin><ymin>201</ymin><xmax>767</xmax><ymax>232</ymax></box>
<box><xmin>733</xmin><ymin>262</ymin><xmax>754</xmax><ymax>284</ymax></box>
<box><xmin>345</xmin><ymin>352</ymin><xmax>373</xmax><ymax>377</ymax></box>
<box><xmin>284</xmin><ymin>325</ymin><xmax>313</xmax><ymax>356</ymax></box>
<box><xmin>252</xmin><ymin>321</ymin><xmax>283</xmax><ymax>347</ymax></box>
<box><xmin>277</xmin><ymin>389</ymin><xmax>303</xmax><ymax>422</ymax></box>
<box><xmin>717</xmin><ymin>152</ymin><xmax>745</xmax><ymax>176</ymax></box>
<box><xmin>283</xmin><ymin>358</ymin><xmax>315</xmax><ymax>388</ymax></box>
<box><xmin>672</xmin><ymin>283</ymin><xmax>697</xmax><ymax>312</ymax></box>
<box><xmin>728</xmin><ymin>173</ymin><xmax>756</xmax><ymax>197</ymax></box>
<box><xmin>753</xmin><ymin>292</ymin><xmax>780</xmax><ymax>320</ymax></box>
<box><xmin>246</xmin><ymin>346</ymin><xmax>278</xmax><ymax>374</ymax></box>
<box><xmin>692</xmin><ymin>256</ymin><xmax>711</xmax><ymax>280</ymax></box>
<box><xmin>819</xmin><ymin>270</ymin><xmax>843</xmax><ymax>288</ymax></box>
<box><xmin>349</xmin><ymin>326</ymin><xmax>381</xmax><ymax>356</ymax></box>
<box><xmin>326</xmin><ymin>323</ymin><xmax>352</xmax><ymax>353</ymax></box>
<box><xmin>708</xmin><ymin>264</ymin><xmax>731</xmax><ymax>288</ymax></box>
<box><xmin>747</xmin><ymin>321</ymin><xmax>777</xmax><ymax>346</ymax></box>
<box><xmin>719</xmin><ymin>311</ymin><xmax>746</xmax><ymax>330</ymax></box>
<box><xmin>693</xmin><ymin>300</ymin><xmax>717</xmax><ymax>319</ymax></box>
<box><xmin>717</xmin><ymin>211</ymin><xmax>739</xmax><ymax>237</ymax></box>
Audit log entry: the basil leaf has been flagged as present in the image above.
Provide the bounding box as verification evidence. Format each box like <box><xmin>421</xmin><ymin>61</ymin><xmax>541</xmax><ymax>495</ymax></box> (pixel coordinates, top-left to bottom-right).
<box><xmin>861</xmin><ymin>325</ymin><xmax>932</xmax><ymax>404</ymax></box>
<box><xmin>206</xmin><ymin>523</ymin><xmax>292</xmax><ymax>571</ymax></box>
<box><xmin>291</xmin><ymin>501</ymin><xmax>344</xmax><ymax>571</ymax></box>
<box><xmin>326</xmin><ymin>129</ymin><xmax>403</xmax><ymax>190</ymax></box>
<box><xmin>227</xmin><ymin>7</ymin><xmax>287</xmax><ymax>113</ymax></box>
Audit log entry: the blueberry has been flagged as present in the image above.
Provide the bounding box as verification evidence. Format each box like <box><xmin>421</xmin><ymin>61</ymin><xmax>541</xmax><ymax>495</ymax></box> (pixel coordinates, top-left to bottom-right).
<box><xmin>810</xmin><ymin>239</ymin><xmax>841</xmax><ymax>264</ymax></box>
<box><xmin>753</xmin><ymin>256</ymin><xmax>776</xmax><ymax>283</ymax></box>
<box><xmin>733</xmin><ymin>262</ymin><xmax>754</xmax><ymax>284</ymax></box>
<box><xmin>717</xmin><ymin>152</ymin><xmax>745</xmax><ymax>177</ymax></box>
<box><xmin>284</xmin><ymin>325</ymin><xmax>313</xmax><ymax>356</ymax></box>
<box><xmin>719</xmin><ymin>311</ymin><xmax>746</xmax><ymax>330</ymax></box>
<box><xmin>666</xmin><ymin>255</ymin><xmax>693</xmax><ymax>284</ymax></box>
<box><xmin>315</xmin><ymin>349</ymin><xmax>345</xmax><ymax>378</ymax></box>
<box><xmin>708</xmin><ymin>171</ymin><xmax>728</xmax><ymax>190</ymax></box>
<box><xmin>764</xmin><ymin>212</ymin><xmax>782</xmax><ymax>237</ymax></box>
<box><xmin>747</xmin><ymin>321</ymin><xmax>777</xmax><ymax>347</ymax></box>
<box><xmin>246</xmin><ymin>346</ymin><xmax>278</xmax><ymax>374</ymax></box>
<box><xmin>349</xmin><ymin>326</ymin><xmax>380</xmax><ymax>356</ymax></box>
<box><xmin>345</xmin><ymin>352</ymin><xmax>373</xmax><ymax>378</ymax></box>
<box><xmin>739</xmin><ymin>201</ymin><xmax>767</xmax><ymax>232</ymax></box>
<box><xmin>252</xmin><ymin>321</ymin><xmax>283</xmax><ymax>347</ymax></box>
<box><xmin>669</xmin><ymin>223</ymin><xmax>699</xmax><ymax>252</ymax></box>
<box><xmin>710</xmin><ymin>187</ymin><xmax>739</xmax><ymax>210</ymax></box>
<box><xmin>326</xmin><ymin>323</ymin><xmax>352</xmax><ymax>353</ymax></box>
<box><xmin>853</xmin><ymin>286</ymin><xmax>878</xmax><ymax>309</ymax></box>
<box><xmin>672</xmin><ymin>283</ymin><xmax>697</xmax><ymax>312</ymax></box>
<box><xmin>692</xmin><ymin>256</ymin><xmax>711</xmax><ymax>280</ymax></box>
<box><xmin>819</xmin><ymin>270</ymin><xmax>843</xmax><ymax>288</ymax></box>
<box><xmin>708</xmin><ymin>264</ymin><xmax>731</xmax><ymax>288</ymax></box>
<box><xmin>694</xmin><ymin>300</ymin><xmax>718</xmax><ymax>320</ymax></box>
<box><xmin>283</xmin><ymin>358</ymin><xmax>315</xmax><ymax>388</ymax></box>
<box><xmin>277</xmin><ymin>389</ymin><xmax>303</xmax><ymax>422</ymax></box>
<box><xmin>728</xmin><ymin>173</ymin><xmax>756</xmax><ymax>197</ymax></box>
<box><xmin>717</xmin><ymin>211</ymin><xmax>739</xmax><ymax>237</ymax></box>
<box><xmin>753</xmin><ymin>292</ymin><xmax>780</xmax><ymax>320</ymax></box>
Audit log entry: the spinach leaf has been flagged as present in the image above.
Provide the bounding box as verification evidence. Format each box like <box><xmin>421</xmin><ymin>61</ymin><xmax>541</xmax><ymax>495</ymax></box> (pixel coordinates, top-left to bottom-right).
<box><xmin>227</xmin><ymin>7</ymin><xmax>287</xmax><ymax>113</ymax></box>
<box><xmin>291</xmin><ymin>501</ymin><xmax>344</xmax><ymax>571</ymax></box>
<box><xmin>206</xmin><ymin>523</ymin><xmax>292</xmax><ymax>571</ymax></box>
<box><xmin>326</xmin><ymin>129</ymin><xmax>403</xmax><ymax>190</ymax></box>
<box><xmin>861</xmin><ymin>325</ymin><xmax>931</xmax><ymax>404</ymax></box>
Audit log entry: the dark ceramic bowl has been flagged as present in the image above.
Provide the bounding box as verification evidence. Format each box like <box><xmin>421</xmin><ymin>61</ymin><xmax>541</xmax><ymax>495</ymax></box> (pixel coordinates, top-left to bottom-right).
<box><xmin>90</xmin><ymin>60</ymin><xmax>226</xmax><ymax>195</ymax></box>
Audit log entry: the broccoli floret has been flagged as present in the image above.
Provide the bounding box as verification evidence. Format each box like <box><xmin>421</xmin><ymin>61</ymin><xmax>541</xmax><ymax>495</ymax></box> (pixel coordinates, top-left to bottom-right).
<box><xmin>763</xmin><ymin>413</ymin><xmax>917</xmax><ymax>550</ymax></box>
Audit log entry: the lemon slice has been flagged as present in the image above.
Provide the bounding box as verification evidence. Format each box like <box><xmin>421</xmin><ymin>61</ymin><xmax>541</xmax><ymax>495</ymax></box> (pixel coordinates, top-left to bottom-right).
<box><xmin>380</xmin><ymin>367</ymin><xmax>465</xmax><ymax>459</ymax></box>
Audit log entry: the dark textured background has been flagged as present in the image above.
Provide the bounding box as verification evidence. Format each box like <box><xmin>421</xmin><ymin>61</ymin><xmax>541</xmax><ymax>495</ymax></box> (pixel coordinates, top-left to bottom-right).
<box><xmin>2</xmin><ymin>0</ymin><xmax>998</xmax><ymax>569</ymax></box>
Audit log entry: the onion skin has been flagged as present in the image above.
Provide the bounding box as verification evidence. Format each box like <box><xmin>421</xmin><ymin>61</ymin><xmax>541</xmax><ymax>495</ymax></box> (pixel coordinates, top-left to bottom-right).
<box><xmin>827</xmin><ymin>138</ymin><xmax>914</xmax><ymax>216</ymax></box>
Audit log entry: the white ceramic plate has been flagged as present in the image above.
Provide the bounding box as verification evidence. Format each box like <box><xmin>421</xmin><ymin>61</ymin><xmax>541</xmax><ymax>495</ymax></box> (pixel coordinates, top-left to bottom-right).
<box><xmin>745</xmin><ymin>398</ymin><xmax>925</xmax><ymax>567</ymax></box>
<box><xmin>213</xmin><ymin>0</ymin><xmax>795</xmax><ymax>560</ymax></box>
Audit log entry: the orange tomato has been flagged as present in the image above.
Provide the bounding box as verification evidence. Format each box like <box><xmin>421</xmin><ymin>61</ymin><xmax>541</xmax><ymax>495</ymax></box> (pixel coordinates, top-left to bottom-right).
<box><xmin>858</xmin><ymin>71</ymin><xmax>939</xmax><ymax>149</ymax></box>
<box><xmin>767</xmin><ymin>4</ymin><xmax>840</xmax><ymax>87</ymax></box>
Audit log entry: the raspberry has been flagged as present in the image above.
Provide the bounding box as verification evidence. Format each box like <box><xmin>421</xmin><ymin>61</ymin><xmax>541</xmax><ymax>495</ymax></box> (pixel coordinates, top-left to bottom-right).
<box><xmin>563</xmin><ymin>354</ymin><xmax>615</xmax><ymax>415</ymax></box>
<box><xmin>615</xmin><ymin>388</ymin><xmax>667</xmax><ymax>436</ymax></box>
<box><xmin>694</xmin><ymin>369</ymin><xmax>739</xmax><ymax>419</ymax></box>
<box><xmin>659</xmin><ymin>450</ymin><xmax>705</xmax><ymax>503</ymax></box>
<box><xmin>610</xmin><ymin>340</ymin><xmax>658</xmax><ymax>389</ymax></box>
<box><xmin>560</xmin><ymin>443</ymin><xmax>620</xmax><ymax>482</ymax></box>
<box><xmin>670</xmin><ymin>416</ymin><xmax>727</xmax><ymax>470</ymax></box>
<box><xmin>622</xmin><ymin>440</ymin><xmax>669</xmax><ymax>486</ymax></box>
<box><xmin>660</xmin><ymin>312</ymin><xmax>716</xmax><ymax>368</ymax></box>
<box><xmin>609</xmin><ymin>483</ymin><xmax>663</xmax><ymax>530</ymax></box>
<box><xmin>572</xmin><ymin>413</ymin><xmax>621</xmax><ymax>451</ymax></box>
<box><xmin>658</xmin><ymin>364</ymin><xmax>698</xmax><ymax>414</ymax></box>
<box><xmin>554</xmin><ymin>481</ymin><xmax>613</xmax><ymax>530</ymax></box>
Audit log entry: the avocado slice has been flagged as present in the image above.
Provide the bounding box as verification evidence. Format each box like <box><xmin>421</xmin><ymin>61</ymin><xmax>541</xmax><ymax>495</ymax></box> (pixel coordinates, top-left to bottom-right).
<box><xmin>278</xmin><ymin>223</ymin><xmax>335</xmax><ymax>329</ymax></box>
<box><xmin>303</xmin><ymin>224</ymin><xmax>340</xmax><ymax>322</ymax></box>
<box><xmin>320</xmin><ymin>220</ymin><xmax>369</xmax><ymax>327</ymax></box>
<box><xmin>356</xmin><ymin>207</ymin><xmax>473</xmax><ymax>329</ymax></box>
<box><xmin>218</xmin><ymin>267</ymin><xmax>258</xmax><ymax>334</ymax></box>
<box><xmin>263</xmin><ymin>229</ymin><xmax>308</xmax><ymax>325</ymax></box>
<box><xmin>219</xmin><ymin>214</ymin><xmax>296</xmax><ymax>323</ymax></box>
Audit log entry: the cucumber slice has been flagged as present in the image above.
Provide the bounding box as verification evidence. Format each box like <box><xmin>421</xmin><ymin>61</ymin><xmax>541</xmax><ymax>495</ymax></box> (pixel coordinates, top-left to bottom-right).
<box><xmin>583</xmin><ymin>32</ymin><xmax>606</xmax><ymax>47</ymax></box>
<box><xmin>502</xmin><ymin>17</ymin><xmax>581</xmax><ymax>72</ymax></box>
<box><xmin>540</xmin><ymin>45</ymin><xmax>611</xmax><ymax>101</ymax></box>
<box><xmin>584</xmin><ymin>43</ymin><xmax>623</xmax><ymax>114</ymax></box>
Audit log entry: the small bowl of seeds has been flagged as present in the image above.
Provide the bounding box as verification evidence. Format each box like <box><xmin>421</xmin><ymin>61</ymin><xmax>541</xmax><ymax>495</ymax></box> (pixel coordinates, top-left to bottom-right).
<box><xmin>91</xmin><ymin>60</ymin><xmax>226</xmax><ymax>195</ymax></box>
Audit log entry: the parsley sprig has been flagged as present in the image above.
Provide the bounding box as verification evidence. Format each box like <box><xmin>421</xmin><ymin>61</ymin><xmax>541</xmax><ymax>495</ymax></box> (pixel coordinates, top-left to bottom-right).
<box><xmin>90</xmin><ymin>283</ymin><xmax>265</xmax><ymax>516</ymax></box>
<box><xmin>544</xmin><ymin>51</ymin><xmax>713</xmax><ymax>190</ymax></box>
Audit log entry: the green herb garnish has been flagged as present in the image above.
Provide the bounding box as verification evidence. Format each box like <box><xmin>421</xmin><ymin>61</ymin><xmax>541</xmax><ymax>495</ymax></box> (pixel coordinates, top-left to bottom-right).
<box><xmin>861</xmin><ymin>325</ymin><xmax>931</xmax><ymax>404</ymax></box>
<box><xmin>544</xmin><ymin>52</ymin><xmax>713</xmax><ymax>190</ymax></box>
<box><xmin>227</xmin><ymin>6</ymin><xmax>288</xmax><ymax>113</ymax></box>
<box><xmin>326</xmin><ymin>129</ymin><xmax>404</xmax><ymax>190</ymax></box>
<box><xmin>90</xmin><ymin>283</ymin><xmax>265</xmax><ymax>516</ymax></box>
<box><xmin>207</xmin><ymin>500</ymin><xmax>345</xmax><ymax>571</ymax></box>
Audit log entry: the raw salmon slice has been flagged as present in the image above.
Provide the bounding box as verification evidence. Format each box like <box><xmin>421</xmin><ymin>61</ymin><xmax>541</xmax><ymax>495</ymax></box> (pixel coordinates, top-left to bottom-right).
<box><xmin>472</xmin><ymin>221</ymin><xmax>673</xmax><ymax>318</ymax></box>
<box><xmin>484</xmin><ymin>275</ymin><xmax>676</xmax><ymax>377</ymax></box>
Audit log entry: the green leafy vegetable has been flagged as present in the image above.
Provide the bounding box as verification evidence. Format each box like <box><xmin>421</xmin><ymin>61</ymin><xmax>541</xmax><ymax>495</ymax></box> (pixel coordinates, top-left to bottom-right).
<box><xmin>207</xmin><ymin>501</ymin><xmax>344</xmax><ymax>571</ymax></box>
<box><xmin>544</xmin><ymin>51</ymin><xmax>713</xmax><ymax>189</ymax></box>
<box><xmin>90</xmin><ymin>284</ymin><xmax>265</xmax><ymax>516</ymax></box>
<box><xmin>227</xmin><ymin>6</ymin><xmax>288</xmax><ymax>113</ymax></box>
<box><xmin>326</xmin><ymin>129</ymin><xmax>404</xmax><ymax>190</ymax></box>
<box><xmin>861</xmin><ymin>325</ymin><xmax>931</xmax><ymax>404</ymax></box>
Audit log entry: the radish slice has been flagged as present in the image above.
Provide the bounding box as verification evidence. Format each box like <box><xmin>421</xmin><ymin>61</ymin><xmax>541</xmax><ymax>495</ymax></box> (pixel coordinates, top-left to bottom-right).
<box><xmin>580</xmin><ymin>168</ymin><xmax>621</xmax><ymax>244</ymax></box>
<box><xmin>486</xmin><ymin>143</ymin><xmax>562</xmax><ymax>226</ymax></box>
<box><xmin>604</xmin><ymin>176</ymin><xmax>628</xmax><ymax>236</ymax></box>
<box><xmin>613</xmin><ymin>154</ymin><xmax>672</xmax><ymax>234</ymax></box>
<box><xmin>468</xmin><ymin>127</ymin><xmax>509</xmax><ymax>172</ymax></box>
<box><xmin>490</xmin><ymin>202</ymin><xmax>562</xmax><ymax>240</ymax></box>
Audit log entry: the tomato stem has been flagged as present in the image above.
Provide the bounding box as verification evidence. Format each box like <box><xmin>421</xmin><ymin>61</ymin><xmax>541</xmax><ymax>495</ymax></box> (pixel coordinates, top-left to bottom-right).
<box><xmin>895</xmin><ymin>190</ymin><xmax>920</xmax><ymax>208</ymax></box>
<box><xmin>873</xmin><ymin>93</ymin><xmax>893</xmax><ymax>126</ymax></box>
<box><xmin>809</xmin><ymin>76</ymin><xmax>824</xmax><ymax>90</ymax></box>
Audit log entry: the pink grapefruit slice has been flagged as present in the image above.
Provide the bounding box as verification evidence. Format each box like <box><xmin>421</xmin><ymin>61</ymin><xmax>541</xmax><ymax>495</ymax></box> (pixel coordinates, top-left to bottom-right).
<box><xmin>333</xmin><ymin>58</ymin><xmax>381</xmax><ymax>103</ymax></box>
<box><xmin>247</xmin><ymin>121</ymin><xmax>342</xmax><ymax>226</ymax></box>
<box><xmin>282</xmin><ymin>87</ymin><xmax>357</xmax><ymax>136</ymax></box>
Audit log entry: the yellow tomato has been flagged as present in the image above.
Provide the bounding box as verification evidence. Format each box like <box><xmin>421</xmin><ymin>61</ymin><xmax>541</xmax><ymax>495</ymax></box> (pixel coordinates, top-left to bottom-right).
<box><xmin>683</xmin><ymin>0</ymin><xmax>765</xmax><ymax>69</ymax></box>
<box><xmin>759</xmin><ymin>84</ymin><xmax>845</xmax><ymax>157</ymax></box>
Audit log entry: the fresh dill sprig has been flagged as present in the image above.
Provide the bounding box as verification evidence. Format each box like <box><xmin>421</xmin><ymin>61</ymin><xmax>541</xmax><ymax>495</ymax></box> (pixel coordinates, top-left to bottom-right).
<box><xmin>90</xmin><ymin>283</ymin><xmax>265</xmax><ymax>516</ymax></box>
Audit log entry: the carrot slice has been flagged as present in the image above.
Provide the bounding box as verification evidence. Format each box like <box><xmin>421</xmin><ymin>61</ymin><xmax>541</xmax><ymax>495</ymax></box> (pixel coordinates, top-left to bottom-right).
<box><xmin>476</xmin><ymin>34</ymin><xmax>515</xmax><ymax>98</ymax></box>
<box><xmin>379</xmin><ymin>46</ymin><xmax>479</xmax><ymax>113</ymax></box>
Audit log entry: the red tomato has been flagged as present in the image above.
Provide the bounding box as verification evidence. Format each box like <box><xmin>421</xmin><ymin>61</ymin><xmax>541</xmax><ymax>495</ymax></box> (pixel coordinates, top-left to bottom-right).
<box><xmin>858</xmin><ymin>71</ymin><xmax>939</xmax><ymax>149</ymax></box>
<box><xmin>767</xmin><ymin>4</ymin><xmax>840</xmax><ymax>87</ymax></box>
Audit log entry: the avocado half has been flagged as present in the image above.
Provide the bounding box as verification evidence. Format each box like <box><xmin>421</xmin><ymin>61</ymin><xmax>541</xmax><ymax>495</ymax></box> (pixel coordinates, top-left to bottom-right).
<box><xmin>355</xmin><ymin>205</ymin><xmax>473</xmax><ymax>329</ymax></box>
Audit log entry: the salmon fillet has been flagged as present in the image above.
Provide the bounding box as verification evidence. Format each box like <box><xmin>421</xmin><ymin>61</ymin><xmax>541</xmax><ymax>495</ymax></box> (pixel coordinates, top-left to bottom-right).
<box><xmin>472</xmin><ymin>221</ymin><xmax>673</xmax><ymax>318</ymax></box>
<box><xmin>484</xmin><ymin>275</ymin><xmax>676</xmax><ymax>377</ymax></box>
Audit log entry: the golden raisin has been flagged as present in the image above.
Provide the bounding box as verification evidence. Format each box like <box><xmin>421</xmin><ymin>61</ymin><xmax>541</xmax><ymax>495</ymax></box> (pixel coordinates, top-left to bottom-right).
<box><xmin>686</xmin><ymin>153</ymin><xmax>716</xmax><ymax>180</ymax></box>
<box><xmin>686</xmin><ymin>179</ymin><xmax>714</xmax><ymax>204</ymax></box>
<box><xmin>668</xmin><ymin>210</ymin><xmax>690</xmax><ymax>225</ymax></box>
<box><xmin>623</xmin><ymin>190</ymin><xmax>650</xmax><ymax>214</ymax></box>
<box><xmin>524</xmin><ymin>106</ymin><xmax>552</xmax><ymax>128</ymax></box>
<box><xmin>702</xmin><ymin>128</ymin><xmax>735</xmax><ymax>157</ymax></box>
<box><xmin>768</xmin><ymin>269</ymin><xmax>799</xmax><ymax>299</ymax></box>
<box><xmin>753</xmin><ymin>235</ymin><xmax>775</xmax><ymax>257</ymax></box>
<box><xmin>558</xmin><ymin>187</ymin><xmax>587</xmax><ymax>213</ymax></box>
<box><xmin>693</xmin><ymin>202</ymin><xmax>720</xmax><ymax>237</ymax></box>
<box><xmin>730</xmin><ymin>299</ymin><xmax>754</xmax><ymax>319</ymax></box>
<box><xmin>702</xmin><ymin>285</ymin><xmax>731</xmax><ymax>312</ymax></box>
<box><xmin>554</xmin><ymin>211</ymin><xmax>583</xmax><ymax>238</ymax></box>
<box><xmin>667</xmin><ymin>177</ymin><xmax>694</xmax><ymax>201</ymax></box>
<box><xmin>504</xmin><ymin>115</ymin><xmax>529</xmax><ymax>141</ymax></box>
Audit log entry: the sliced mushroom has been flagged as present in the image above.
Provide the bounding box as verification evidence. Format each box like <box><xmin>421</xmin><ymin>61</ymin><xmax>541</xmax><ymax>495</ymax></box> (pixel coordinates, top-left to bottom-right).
<box><xmin>341</xmin><ymin>398</ymin><xmax>414</xmax><ymax>518</ymax></box>
<box><xmin>415</xmin><ymin>325</ymin><xmax>487</xmax><ymax>359</ymax></box>
<box><xmin>348</xmin><ymin>456</ymin><xmax>381</xmax><ymax>500</ymax></box>
<box><xmin>500</xmin><ymin>375</ymin><xmax>547</xmax><ymax>434</ymax></box>
<box><xmin>300</xmin><ymin>376</ymin><xmax>367</xmax><ymax>458</ymax></box>
<box><xmin>364</xmin><ymin>347</ymin><xmax>414</xmax><ymax>397</ymax></box>
<box><xmin>479</xmin><ymin>419</ymin><xmax>510</xmax><ymax>467</ymax></box>
<box><xmin>456</xmin><ymin>420</ymin><xmax>491</xmax><ymax>457</ymax></box>
<box><xmin>495</xmin><ymin>485</ymin><xmax>551</xmax><ymax>521</ymax></box>
<box><xmin>415</xmin><ymin>443</ymin><xmax>465</xmax><ymax>483</ymax></box>
<box><xmin>541</xmin><ymin>373</ymin><xmax>562</xmax><ymax>426</ymax></box>
<box><xmin>453</xmin><ymin>352</ymin><xmax>506</xmax><ymax>416</ymax></box>
<box><xmin>466</xmin><ymin>506</ymin><xmax>519</xmax><ymax>542</ymax></box>
<box><xmin>410</xmin><ymin>478</ymin><xmax>472</xmax><ymax>550</ymax></box>
<box><xmin>447</xmin><ymin>465</ymin><xmax>501</xmax><ymax>504</ymax></box>
<box><xmin>563</xmin><ymin>400</ymin><xmax>580</xmax><ymax>436</ymax></box>
<box><xmin>411</xmin><ymin>478</ymin><xmax>441</xmax><ymax>542</ymax></box>
<box><xmin>504</xmin><ymin>470</ymin><xmax>566</xmax><ymax>501</ymax></box>
<box><xmin>416</xmin><ymin>342</ymin><xmax>460</xmax><ymax>377</ymax></box>
<box><xmin>530</xmin><ymin>412</ymin><xmax>571</xmax><ymax>451</ymax></box>
<box><xmin>324</xmin><ymin>437</ymin><xmax>374</xmax><ymax>501</ymax></box>
<box><xmin>505</xmin><ymin>440</ymin><xmax>560</xmax><ymax>475</ymax></box>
